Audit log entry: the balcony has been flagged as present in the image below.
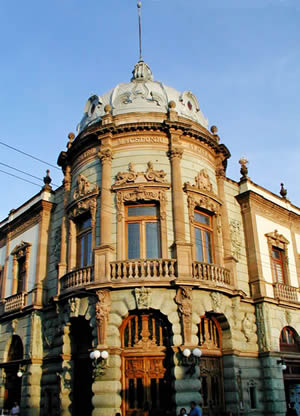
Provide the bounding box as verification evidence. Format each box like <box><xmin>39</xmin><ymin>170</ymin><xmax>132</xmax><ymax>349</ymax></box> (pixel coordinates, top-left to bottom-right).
<box><xmin>110</xmin><ymin>259</ymin><xmax>177</xmax><ymax>283</ymax></box>
<box><xmin>273</xmin><ymin>282</ymin><xmax>299</xmax><ymax>304</ymax></box>
<box><xmin>60</xmin><ymin>266</ymin><xmax>94</xmax><ymax>292</ymax></box>
<box><xmin>192</xmin><ymin>261</ymin><xmax>232</xmax><ymax>288</ymax></box>
<box><xmin>4</xmin><ymin>292</ymin><xmax>27</xmax><ymax>313</ymax></box>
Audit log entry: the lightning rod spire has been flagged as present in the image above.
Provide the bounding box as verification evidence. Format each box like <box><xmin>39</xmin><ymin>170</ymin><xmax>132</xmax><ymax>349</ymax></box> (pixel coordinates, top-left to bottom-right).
<box><xmin>137</xmin><ymin>1</ymin><xmax>143</xmax><ymax>61</ymax></box>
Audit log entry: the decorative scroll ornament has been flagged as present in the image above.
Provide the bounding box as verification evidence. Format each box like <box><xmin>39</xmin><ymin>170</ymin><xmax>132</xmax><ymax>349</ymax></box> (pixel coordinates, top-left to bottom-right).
<box><xmin>68</xmin><ymin>196</ymin><xmax>97</xmax><ymax>220</ymax></box>
<box><xmin>73</xmin><ymin>174</ymin><xmax>99</xmax><ymax>200</ymax></box>
<box><xmin>175</xmin><ymin>287</ymin><xmax>192</xmax><ymax>344</ymax></box>
<box><xmin>169</xmin><ymin>147</ymin><xmax>183</xmax><ymax>160</ymax></box>
<box><xmin>115</xmin><ymin>161</ymin><xmax>167</xmax><ymax>186</ymax></box>
<box><xmin>265</xmin><ymin>230</ymin><xmax>289</xmax><ymax>248</ymax></box>
<box><xmin>95</xmin><ymin>290</ymin><xmax>111</xmax><ymax>346</ymax></box>
<box><xmin>135</xmin><ymin>287</ymin><xmax>152</xmax><ymax>309</ymax></box>
<box><xmin>230</xmin><ymin>220</ymin><xmax>242</xmax><ymax>260</ymax></box>
<box><xmin>115</xmin><ymin>162</ymin><xmax>138</xmax><ymax>185</ymax></box>
<box><xmin>194</xmin><ymin>169</ymin><xmax>213</xmax><ymax>192</ymax></box>
<box><xmin>145</xmin><ymin>161</ymin><xmax>167</xmax><ymax>182</ymax></box>
<box><xmin>187</xmin><ymin>194</ymin><xmax>220</xmax><ymax>218</ymax></box>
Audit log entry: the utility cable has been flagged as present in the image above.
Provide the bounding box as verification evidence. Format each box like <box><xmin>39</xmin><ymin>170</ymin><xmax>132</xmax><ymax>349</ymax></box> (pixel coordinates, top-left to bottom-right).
<box><xmin>0</xmin><ymin>140</ymin><xmax>60</xmax><ymax>170</ymax></box>
<box><xmin>0</xmin><ymin>162</ymin><xmax>59</xmax><ymax>188</ymax></box>
<box><xmin>0</xmin><ymin>169</ymin><xmax>43</xmax><ymax>187</ymax></box>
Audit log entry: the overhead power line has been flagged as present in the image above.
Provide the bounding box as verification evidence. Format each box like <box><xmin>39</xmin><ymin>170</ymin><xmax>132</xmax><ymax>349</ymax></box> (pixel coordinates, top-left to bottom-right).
<box><xmin>0</xmin><ymin>162</ymin><xmax>59</xmax><ymax>188</ymax></box>
<box><xmin>0</xmin><ymin>169</ymin><xmax>43</xmax><ymax>188</ymax></box>
<box><xmin>0</xmin><ymin>140</ymin><xmax>60</xmax><ymax>171</ymax></box>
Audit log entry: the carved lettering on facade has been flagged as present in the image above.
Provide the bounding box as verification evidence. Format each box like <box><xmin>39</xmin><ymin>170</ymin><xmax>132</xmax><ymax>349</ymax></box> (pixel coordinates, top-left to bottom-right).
<box><xmin>95</xmin><ymin>290</ymin><xmax>111</xmax><ymax>346</ymax></box>
<box><xmin>135</xmin><ymin>287</ymin><xmax>152</xmax><ymax>310</ymax></box>
<box><xmin>117</xmin><ymin>137</ymin><xmax>167</xmax><ymax>145</ymax></box>
<box><xmin>175</xmin><ymin>287</ymin><xmax>192</xmax><ymax>344</ymax></box>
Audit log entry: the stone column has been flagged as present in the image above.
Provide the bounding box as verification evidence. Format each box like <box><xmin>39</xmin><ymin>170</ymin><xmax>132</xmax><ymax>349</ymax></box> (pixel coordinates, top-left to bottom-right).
<box><xmin>1</xmin><ymin>230</ymin><xmax>11</xmax><ymax>298</ymax></box>
<box><xmin>22</xmin><ymin>361</ymin><xmax>43</xmax><ymax>416</ymax></box>
<box><xmin>216</xmin><ymin>167</ymin><xmax>238</xmax><ymax>287</ymax></box>
<box><xmin>169</xmin><ymin>129</ymin><xmax>192</xmax><ymax>280</ymax></box>
<box><xmin>94</xmin><ymin>141</ymin><xmax>114</xmax><ymax>283</ymax></box>
<box><xmin>58</xmin><ymin>165</ymin><xmax>72</xmax><ymax>280</ymax></box>
<box><xmin>34</xmin><ymin>200</ymin><xmax>53</xmax><ymax>305</ymax></box>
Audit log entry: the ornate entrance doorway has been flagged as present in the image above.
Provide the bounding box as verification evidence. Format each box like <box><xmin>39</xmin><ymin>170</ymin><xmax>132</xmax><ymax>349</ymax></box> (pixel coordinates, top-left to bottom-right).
<box><xmin>121</xmin><ymin>312</ymin><xmax>172</xmax><ymax>416</ymax></box>
<box><xmin>198</xmin><ymin>315</ymin><xmax>224</xmax><ymax>416</ymax></box>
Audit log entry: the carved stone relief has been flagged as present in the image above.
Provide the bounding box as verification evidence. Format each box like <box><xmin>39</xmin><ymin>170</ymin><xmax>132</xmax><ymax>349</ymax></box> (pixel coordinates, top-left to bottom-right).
<box><xmin>116</xmin><ymin>187</ymin><xmax>167</xmax><ymax>223</ymax></box>
<box><xmin>135</xmin><ymin>287</ymin><xmax>152</xmax><ymax>310</ymax></box>
<box><xmin>73</xmin><ymin>174</ymin><xmax>99</xmax><ymax>200</ymax></box>
<box><xmin>115</xmin><ymin>161</ymin><xmax>167</xmax><ymax>186</ymax></box>
<box><xmin>68</xmin><ymin>297</ymin><xmax>80</xmax><ymax>318</ymax></box>
<box><xmin>175</xmin><ymin>287</ymin><xmax>192</xmax><ymax>344</ymax></box>
<box><xmin>95</xmin><ymin>290</ymin><xmax>111</xmax><ymax>346</ymax></box>
<box><xmin>194</xmin><ymin>169</ymin><xmax>213</xmax><ymax>192</ymax></box>
<box><xmin>255</xmin><ymin>303</ymin><xmax>270</xmax><ymax>352</ymax></box>
<box><xmin>11</xmin><ymin>319</ymin><xmax>18</xmax><ymax>334</ymax></box>
<box><xmin>187</xmin><ymin>193</ymin><xmax>220</xmax><ymax>218</ymax></box>
<box><xmin>241</xmin><ymin>312</ymin><xmax>256</xmax><ymax>342</ymax></box>
<box><xmin>285</xmin><ymin>310</ymin><xmax>292</xmax><ymax>325</ymax></box>
<box><xmin>230</xmin><ymin>220</ymin><xmax>242</xmax><ymax>260</ymax></box>
<box><xmin>68</xmin><ymin>196</ymin><xmax>97</xmax><ymax>221</ymax></box>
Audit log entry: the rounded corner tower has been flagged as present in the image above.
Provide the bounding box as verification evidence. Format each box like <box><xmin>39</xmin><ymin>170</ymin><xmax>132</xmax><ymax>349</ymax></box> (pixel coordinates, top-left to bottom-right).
<box><xmin>54</xmin><ymin>59</ymin><xmax>252</xmax><ymax>416</ymax></box>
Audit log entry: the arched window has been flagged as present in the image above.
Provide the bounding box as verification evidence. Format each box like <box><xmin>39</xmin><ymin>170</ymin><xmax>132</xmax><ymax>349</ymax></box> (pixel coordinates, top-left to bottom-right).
<box><xmin>197</xmin><ymin>316</ymin><xmax>224</xmax><ymax>415</ymax></box>
<box><xmin>280</xmin><ymin>327</ymin><xmax>300</xmax><ymax>353</ymax></box>
<box><xmin>7</xmin><ymin>335</ymin><xmax>23</xmax><ymax>361</ymax></box>
<box><xmin>120</xmin><ymin>312</ymin><xmax>172</xmax><ymax>415</ymax></box>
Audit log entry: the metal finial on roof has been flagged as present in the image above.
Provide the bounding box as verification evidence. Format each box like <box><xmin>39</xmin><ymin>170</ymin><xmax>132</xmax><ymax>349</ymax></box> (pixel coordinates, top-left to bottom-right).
<box><xmin>137</xmin><ymin>1</ymin><xmax>143</xmax><ymax>61</ymax></box>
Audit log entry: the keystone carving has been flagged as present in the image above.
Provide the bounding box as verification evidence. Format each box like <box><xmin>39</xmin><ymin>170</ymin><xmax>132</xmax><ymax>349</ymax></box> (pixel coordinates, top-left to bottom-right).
<box><xmin>210</xmin><ymin>292</ymin><xmax>222</xmax><ymax>313</ymax></box>
<box><xmin>68</xmin><ymin>297</ymin><xmax>80</xmax><ymax>318</ymax></box>
<box><xmin>135</xmin><ymin>287</ymin><xmax>152</xmax><ymax>310</ymax></box>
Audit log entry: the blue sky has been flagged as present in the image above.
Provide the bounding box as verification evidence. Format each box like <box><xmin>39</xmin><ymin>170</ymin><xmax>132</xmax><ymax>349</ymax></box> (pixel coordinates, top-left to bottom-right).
<box><xmin>0</xmin><ymin>0</ymin><xmax>299</xmax><ymax>220</ymax></box>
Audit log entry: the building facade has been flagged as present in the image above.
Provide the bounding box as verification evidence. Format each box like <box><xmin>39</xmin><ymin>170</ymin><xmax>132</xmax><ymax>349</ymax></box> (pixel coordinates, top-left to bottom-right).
<box><xmin>0</xmin><ymin>60</ymin><xmax>300</xmax><ymax>416</ymax></box>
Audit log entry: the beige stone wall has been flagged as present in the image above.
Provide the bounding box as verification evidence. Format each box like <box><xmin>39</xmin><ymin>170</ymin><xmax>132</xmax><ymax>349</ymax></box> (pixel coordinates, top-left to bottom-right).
<box><xmin>224</xmin><ymin>179</ymin><xmax>250</xmax><ymax>296</ymax></box>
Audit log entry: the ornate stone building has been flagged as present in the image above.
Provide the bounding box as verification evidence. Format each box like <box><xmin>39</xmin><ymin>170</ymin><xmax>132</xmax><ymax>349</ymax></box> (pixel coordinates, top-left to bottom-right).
<box><xmin>0</xmin><ymin>59</ymin><xmax>300</xmax><ymax>416</ymax></box>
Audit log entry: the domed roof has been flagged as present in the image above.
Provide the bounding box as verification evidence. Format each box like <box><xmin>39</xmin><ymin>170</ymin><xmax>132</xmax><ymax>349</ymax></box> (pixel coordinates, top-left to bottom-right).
<box><xmin>77</xmin><ymin>60</ymin><xmax>208</xmax><ymax>134</ymax></box>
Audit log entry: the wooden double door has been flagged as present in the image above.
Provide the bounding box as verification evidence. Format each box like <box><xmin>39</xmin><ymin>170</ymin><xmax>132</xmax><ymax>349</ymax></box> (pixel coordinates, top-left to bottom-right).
<box><xmin>124</xmin><ymin>355</ymin><xmax>170</xmax><ymax>416</ymax></box>
<box><xmin>200</xmin><ymin>356</ymin><xmax>224</xmax><ymax>416</ymax></box>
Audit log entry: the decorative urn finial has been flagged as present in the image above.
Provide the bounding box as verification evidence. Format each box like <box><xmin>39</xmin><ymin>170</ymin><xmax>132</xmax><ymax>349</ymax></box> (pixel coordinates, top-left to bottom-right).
<box><xmin>280</xmin><ymin>183</ymin><xmax>287</xmax><ymax>199</ymax></box>
<box><xmin>43</xmin><ymin>169</ymin><xmax>52</xmax><ymax>191</ymax></box>
<box><xmin>239</xmin><ymin>157</ymin><xmax>249</xmax><ymax>181</ymax></box>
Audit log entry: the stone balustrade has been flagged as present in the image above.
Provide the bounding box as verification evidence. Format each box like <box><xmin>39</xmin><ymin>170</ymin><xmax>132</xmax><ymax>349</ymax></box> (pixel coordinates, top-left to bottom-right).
<box><xmin>110</xmin><ymin>259</ymin><xmax>177</xmax><ymax>281</ymax></box>
<box><xmin>192</xmin><ymin>261</ymin><xmax>231</xmax><ymax>287</ymax></box>
<box><xmin>4</xmin><ymin>292</ymin><xmax>26</xmax><ymax>313</ymax></box>
<box><xmin>60</xmin><ymin>266</ymin><xmax>94</xmax><ymax>291</ymax></box>
<box><xmin>273</xmin><ymin>282</ymin><xmax>299</xmax><ymax>303</ymax></box>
